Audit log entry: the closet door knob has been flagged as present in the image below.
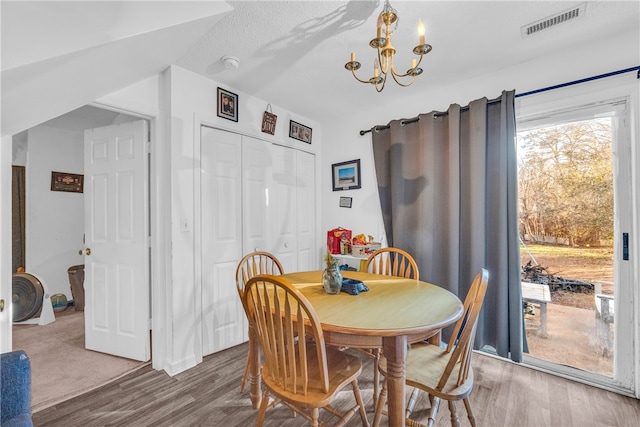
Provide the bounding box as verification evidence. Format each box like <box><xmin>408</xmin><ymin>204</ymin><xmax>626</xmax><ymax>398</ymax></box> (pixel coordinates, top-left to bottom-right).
<box><xmin>85</xmin><ymin>248</ymin><xmax>92</xmax><ymax>256</ymax></box>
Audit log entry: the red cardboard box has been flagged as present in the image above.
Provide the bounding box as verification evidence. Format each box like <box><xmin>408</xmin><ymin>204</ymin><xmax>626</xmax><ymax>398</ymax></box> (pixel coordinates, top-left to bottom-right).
<box><xmin>327</xmin><ymin>227</ymin><xmax>352</xmax><ymax>254</ymax></box>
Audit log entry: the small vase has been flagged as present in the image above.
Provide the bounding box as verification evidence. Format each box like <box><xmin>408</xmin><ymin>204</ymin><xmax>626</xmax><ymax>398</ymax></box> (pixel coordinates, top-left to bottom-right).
<box><xmin>323</xmin><ymin>266</ymin><xmax>343</xmax><ymax>294</ymax></box>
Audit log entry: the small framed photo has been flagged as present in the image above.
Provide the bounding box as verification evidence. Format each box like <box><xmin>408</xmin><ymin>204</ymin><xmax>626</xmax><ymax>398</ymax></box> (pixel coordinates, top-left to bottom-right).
<box><xmin>332</xmin><ymin>159</ymin><xmax>361</xmax><ymax>191</ymax></box>
<box><xmin>217</xmin><ymin>87</ymin><xmax>238</xmax><ymax>122</ymax></box>
<box><xmin>339</xmin><ymin>196</ymin><xmax>353</xmax><ymax>208</ymax></box>
<box><xmin>51</xmin><ymin>171</ymin><xmax>84</xmax><ymax>193</ymax></box>
<box><xmin>289</xmin><ymin>120</ymin><xmax>312</xmax><ymax>144</ymax></box>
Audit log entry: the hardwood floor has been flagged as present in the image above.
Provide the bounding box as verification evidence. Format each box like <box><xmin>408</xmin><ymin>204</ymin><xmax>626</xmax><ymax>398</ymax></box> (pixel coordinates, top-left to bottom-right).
<box><xmin>33</xmin><ymin>344</ymin><xmax>640</xmax><ymax>426</ymax></box>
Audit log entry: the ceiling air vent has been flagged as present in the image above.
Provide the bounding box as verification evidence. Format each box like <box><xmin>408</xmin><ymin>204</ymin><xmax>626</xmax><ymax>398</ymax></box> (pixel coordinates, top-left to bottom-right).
<box><xmin>521</xmin><ymin>2</ymin><xmax>587</xmax><ymax>38</ymax></box>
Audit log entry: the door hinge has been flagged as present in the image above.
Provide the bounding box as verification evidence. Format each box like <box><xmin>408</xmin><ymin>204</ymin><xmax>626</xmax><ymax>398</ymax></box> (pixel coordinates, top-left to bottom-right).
<box><xmin>623</xmin><ymin>232</ymin><xmax>629</xmax><ymax>261</ymax></box>
<box><xmin>145</xmin><ymin>140</ymin><xmax>151</xmax><ymax>153</ymax></box>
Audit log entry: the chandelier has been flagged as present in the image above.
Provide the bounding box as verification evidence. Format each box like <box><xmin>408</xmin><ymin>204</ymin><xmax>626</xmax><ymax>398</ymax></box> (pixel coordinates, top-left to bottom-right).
<box><xmin>345</xmin><ymin>0</ymin><xmax>432</xmax><ymax>92</ymax></box>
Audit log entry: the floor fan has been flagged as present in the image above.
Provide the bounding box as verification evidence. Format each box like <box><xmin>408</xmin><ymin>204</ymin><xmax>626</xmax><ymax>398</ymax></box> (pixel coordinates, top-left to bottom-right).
<box><xmin>12</xmin><ymin>272</ymin><xmax>55</xmax><ymax>325</ymax></box>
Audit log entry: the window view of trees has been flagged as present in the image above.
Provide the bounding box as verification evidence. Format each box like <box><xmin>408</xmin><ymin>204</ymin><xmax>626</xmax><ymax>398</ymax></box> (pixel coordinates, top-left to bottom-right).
<box><xmin>517</xmin><ymin>118</ymin><xmax>613</xmax><ymax>247</ymax></box>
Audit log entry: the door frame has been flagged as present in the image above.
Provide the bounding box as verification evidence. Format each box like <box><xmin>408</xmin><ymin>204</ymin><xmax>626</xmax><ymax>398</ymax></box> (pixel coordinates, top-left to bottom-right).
<box><xmin>1</xmin><ymin>136</ymin><xmax>13</xmax><ymax>353</ymax></box>
<box><xmin>515</xmin><ymin>74</ymin><xmax>640</xmax><ymax>397</ymax></box>
<box><xmin>2</xmin><ymin>101</ymin><xmax>166</xmax><ymax>368</ymax></box>
<box><xmin>88</xmin><ymin>102</ymin><xmax>162</xmax><ymax>366</ymax></box>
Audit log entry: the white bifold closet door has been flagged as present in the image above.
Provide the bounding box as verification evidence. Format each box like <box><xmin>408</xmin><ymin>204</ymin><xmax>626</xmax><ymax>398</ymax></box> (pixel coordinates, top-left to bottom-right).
<box><xmin>200</xmin><ymin>126</ymin><xmax>316</xmax><ymax>356</ymax></box>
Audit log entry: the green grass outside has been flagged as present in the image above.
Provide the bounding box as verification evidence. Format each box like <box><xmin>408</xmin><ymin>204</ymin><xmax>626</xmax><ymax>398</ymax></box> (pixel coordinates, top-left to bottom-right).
<box><xmin>520</xmin><ymin>243</ymin><xmax>613</xmax><ymax>260</ymax></box>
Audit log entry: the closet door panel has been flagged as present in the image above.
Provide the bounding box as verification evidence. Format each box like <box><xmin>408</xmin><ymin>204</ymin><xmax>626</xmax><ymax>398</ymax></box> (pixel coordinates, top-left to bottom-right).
<box><xmin>269</xmin><ymin>145</ymin><xmax>297</xmax><ymax>272</ymax></box>
<box><xmin>201</xmin><ymin>127</ymin><xmax>244</xmax><ymax>356</ymax></box>
<box><xmin>242</xmin><ymin>136</ymin><xmax>271</xmax><ymax>253</ymax></box>
<box><xmin>296</xmin><ymin>150</ymin><xmax>316</xmax><ymax>271</ymax></box>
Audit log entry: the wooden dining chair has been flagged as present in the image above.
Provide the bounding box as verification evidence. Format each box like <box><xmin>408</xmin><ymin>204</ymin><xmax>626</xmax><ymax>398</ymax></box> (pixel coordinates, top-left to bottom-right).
<box><xmin>372</xmin><ymin>269</ymin><xmax>489</xmax><ymax>427</ymax></box>
<box><xmin>243</xmin><ymin>275</ymin><xmax>369</xmax><ymax>427</ymax></box>
<box><xmin>235</xmin><ymin>251</ymin><xmax>284</xmax><ymax>393</ymax></box>
<box><xmin>362</xmin><ymin>247</ymin><xmax>420</xmax><ymax>405</ymax></box>
<box><xmin>364</xmin><ymin>247</ymin><xmax>420</xmax><ymax>280</ymax></box>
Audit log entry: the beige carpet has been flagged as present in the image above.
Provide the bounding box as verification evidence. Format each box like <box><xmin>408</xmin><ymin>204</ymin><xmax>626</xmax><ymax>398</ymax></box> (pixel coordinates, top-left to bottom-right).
<box><xmin>12</xmin><ymin>309</ymin><xmax>149</xmax><ymax>412</ymax></box>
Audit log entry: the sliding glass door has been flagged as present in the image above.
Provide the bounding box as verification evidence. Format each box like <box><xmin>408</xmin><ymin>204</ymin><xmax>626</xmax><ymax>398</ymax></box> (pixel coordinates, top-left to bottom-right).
<box><xmin>516</xmin><ymin>80</ymin><xmax>636</xmax><ymax>395</ymax></box>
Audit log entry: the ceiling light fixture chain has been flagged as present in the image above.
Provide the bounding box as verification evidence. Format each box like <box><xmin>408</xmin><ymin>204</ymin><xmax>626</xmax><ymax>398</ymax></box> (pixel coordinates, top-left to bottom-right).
<box><xmin>345</xmin><ymin>0</ymin><xmax>432</xmax><ymax>92</ymax></box>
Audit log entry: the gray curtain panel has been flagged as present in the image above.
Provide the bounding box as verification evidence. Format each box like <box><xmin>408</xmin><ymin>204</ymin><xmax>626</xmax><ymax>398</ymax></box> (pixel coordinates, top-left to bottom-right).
<box><xmin>371</xmin><ymin>90</ymin><xmax>524</xmax><ymax>361</ymax></box>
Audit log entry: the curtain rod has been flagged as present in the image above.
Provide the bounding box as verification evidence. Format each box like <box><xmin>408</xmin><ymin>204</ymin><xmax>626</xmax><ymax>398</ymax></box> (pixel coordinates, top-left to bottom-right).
<box><xmin>514</xmin><ymin>66</ymin><xmax>639</xmax><ymax>98</ymax></box>
<box><xmin>358</xmin><ymin>97</ymin><xmax>502</xmax><ymax>136</ymax></box>
<box><xmin>359</xmin><ymin>66</ymin><xmax>640</xmax><ymax>136</ymax></box>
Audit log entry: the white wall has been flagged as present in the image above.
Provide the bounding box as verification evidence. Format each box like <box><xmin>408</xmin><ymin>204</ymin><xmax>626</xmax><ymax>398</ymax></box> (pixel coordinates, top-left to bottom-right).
<box><xmin>318</xmin><ymin>28</ymin><xmax>640</xmax><ymax>396</ymax></box>
<box><xmin>25</xmin><ymin>125</ymin><xmax>84</xmax><ymax>300</ymax></box>
<box><xmin>320</xmin><ymin>28</ymin><xmax>640</xmax><ymax>247</ymax></box>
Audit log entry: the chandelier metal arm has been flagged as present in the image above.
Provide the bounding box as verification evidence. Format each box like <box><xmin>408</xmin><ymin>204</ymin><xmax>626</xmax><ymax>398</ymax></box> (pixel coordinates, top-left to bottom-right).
<box><xmin>390</xmin><ymin>68</ymin><xmax>418</xmax><ymax>87</ymax></box>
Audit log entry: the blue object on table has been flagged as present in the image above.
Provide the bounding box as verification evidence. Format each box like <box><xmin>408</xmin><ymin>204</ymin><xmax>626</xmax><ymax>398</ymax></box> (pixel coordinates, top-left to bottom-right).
<box><xmin>1</xmin><ymin>350</ymin><xmax>33</xmax><ymax>427</ymax></box>
<box><xmin>341</xmin><ymin>278</ymin><xmax>369</xmax><ymax>295</ymax></box>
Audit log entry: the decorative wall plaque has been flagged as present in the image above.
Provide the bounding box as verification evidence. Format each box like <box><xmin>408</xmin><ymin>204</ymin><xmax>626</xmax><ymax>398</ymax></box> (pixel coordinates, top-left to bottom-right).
<box><xmin>261</xmin><ymin>104</ymin><xmax>277</xmax><ymax>135</ymax></box>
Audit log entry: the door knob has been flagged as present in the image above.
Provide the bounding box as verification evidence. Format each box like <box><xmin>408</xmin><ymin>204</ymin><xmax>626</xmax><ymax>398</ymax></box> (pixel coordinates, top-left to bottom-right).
<box><xmin>85</xmin><ymin>248</ymin><xmax>92</xmax><ymax>255</ymax></box>
<box><xmin>0</xmin><ymin>299</ymin><xmax>4</xmax><ymax>312</ymax></box>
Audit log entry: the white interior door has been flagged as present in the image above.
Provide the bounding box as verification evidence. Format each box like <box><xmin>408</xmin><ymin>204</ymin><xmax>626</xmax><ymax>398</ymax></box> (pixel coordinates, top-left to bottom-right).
<box><xmin>84</xmin><ymin>120</ymin><xmax>150</xmax><ymax>361</ymax></box>
<box><xmin>200</xmin><ymin>126</ymin><xmax>245</xmax><ymax>355</ymax></box>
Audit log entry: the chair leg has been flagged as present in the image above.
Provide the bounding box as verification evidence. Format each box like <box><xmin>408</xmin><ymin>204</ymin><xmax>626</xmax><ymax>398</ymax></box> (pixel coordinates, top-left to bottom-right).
<box><xmin>240</xmin><ymin>353</ymin><xmax>250</xmax><ymax>392</ymax></box>
<box><xmin>372</xmin><ymin>348</ymin><xmax>380</xmax><ymax>407</ymax></box>
<box><xmin>463</xmin><ymin>397</ymin><xmax>476</xmax><ymax>427</ymax></box>
<box><xmin>426</xmin><ymin>396</ymin><xmax>440</xmax><ymax>427</ymax></box>
<box><xmin>256</xmin><ymin>390</ymin><xmax>270</xmax><ymax>427</ymax></box>
<box><xmin>447</xmin><ymin>400</ymin><xmax>461</xmax><ymax>427</ymax></box>
<box><xmin>351</xmin><ymin>379</ymin><xmax>370</xmax><ymax>426</ymax></box>
<box><xmin>406</xmin><ymin>387</ymin><xmax>420</xmax><ymax>418</ymax></box>
<box><xmin>311</xmin><ymin>407</ymin><xmax>320</xmax><ymax>427</ymax></box>
<box><xmin>372</xmin><ymin>379</ymin><xmax>388</xmax><ymax>427</ymax></box>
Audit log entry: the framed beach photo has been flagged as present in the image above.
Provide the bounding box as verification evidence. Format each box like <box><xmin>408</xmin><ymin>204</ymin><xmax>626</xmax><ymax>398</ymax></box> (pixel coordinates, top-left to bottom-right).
<box><xmin>289</xmin><ymin>120</ymin><xmax>312</xmax><ymax>144</ymax></box>
<box><xmin>332</xmin><ymin>159</ymin><xmax>361</xmax><ymax>191</ymax></box>
<box><xmin>217</xmin><ymin>87</ymin><xmax>238</xmax><ymax>122</ymax></box>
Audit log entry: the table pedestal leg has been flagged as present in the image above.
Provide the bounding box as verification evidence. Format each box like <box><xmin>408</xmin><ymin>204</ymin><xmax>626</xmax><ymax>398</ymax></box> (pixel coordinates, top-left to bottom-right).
<box><xmin>248</xmin><ymin>323</ymin><xmax>262</xmax><ymax>409</ymax></box>
<box><xmin>383</xmin><ymin>335</ymin><xmax>407</xmax><ymax>427</ymax></box>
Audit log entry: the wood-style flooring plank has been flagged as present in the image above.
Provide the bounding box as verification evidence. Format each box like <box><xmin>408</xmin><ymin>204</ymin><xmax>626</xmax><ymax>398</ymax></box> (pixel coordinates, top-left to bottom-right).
<box><xmin>33</xmin><ymin>344</ymin><xmax>640</xmax><ymax>426</ymax></box>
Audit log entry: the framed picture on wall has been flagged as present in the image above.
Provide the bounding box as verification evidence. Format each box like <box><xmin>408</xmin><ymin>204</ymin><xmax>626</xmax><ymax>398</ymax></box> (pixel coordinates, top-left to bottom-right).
<box><xmin>289</xmin><ymin>120</ymin><xmax>312</xmax><ymax>144</ymax></box>
<box><xmin>51</xmin><ymin>171</ymin><xmax>84</xmax><ymax>193</ymax></box>
<box><xmin>217</xmin><ymin>87</ymin><xmax>238</xmax><ymax>122</ymax></box>
<box><xmin>339</xmin><ymin>196</ymin><xmax>353</xmax><ymax>208</ymax></box>
<box><xmin>332</xmin><ymin>159</ymin><xmax>361</xmax><ymax>191</ymax></box>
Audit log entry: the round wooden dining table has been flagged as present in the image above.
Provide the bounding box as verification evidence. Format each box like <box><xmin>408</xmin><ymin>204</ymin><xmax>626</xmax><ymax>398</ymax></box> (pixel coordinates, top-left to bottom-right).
<box><xmin>247</xmin><ymin>270</ymin><xmax>463</xmax><ymax>427</ymax></box>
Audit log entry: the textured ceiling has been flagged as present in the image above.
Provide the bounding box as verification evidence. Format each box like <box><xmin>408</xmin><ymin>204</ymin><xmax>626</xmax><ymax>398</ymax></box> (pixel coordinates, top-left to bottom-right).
<box><xmin>175</xmin><ymin>1</ymin><xmax>640</xmax><ymax>124</ymax></box>
<box><xmin>3</xmin><ymin>1</ymin><xmax>638</xmax><ymax>135</ymax></box>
